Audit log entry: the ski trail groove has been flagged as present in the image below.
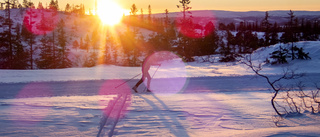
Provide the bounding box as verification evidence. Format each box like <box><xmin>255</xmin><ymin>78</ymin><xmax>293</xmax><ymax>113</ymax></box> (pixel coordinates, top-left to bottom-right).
<box><xmin>97</xmin><ymin>95</ymin><xmax>121</xmax><ymax>137</ymax></box>
<box><xmin>97</xmin><ymin>94</ymin><xmax>130</xmax><ymax>137</ymax></box>
<box><xmin>108</xmin><ymin>94</ymin><xmax>129</xmax><ymax>137</ymax></box>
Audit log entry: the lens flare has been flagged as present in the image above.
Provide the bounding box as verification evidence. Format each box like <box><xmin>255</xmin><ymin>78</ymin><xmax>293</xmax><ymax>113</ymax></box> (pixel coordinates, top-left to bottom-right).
<box><xmin>143</xmin><ymin>51</ymin><xmax>188</xmax><ymax>95</ymax></box>
<box><xmin>10</xmin><ymin>83</ymin><xmax>53</xmax><ymax>125</ymax></box>
<box><xmin>23</xmin><ymin>8</ymin><xmax>59</xmax><ymax>35</ymax></box>
<box><xmin>98</xmin><ymin>80</ymin><xmax>132</xmax><ymax>119</ymax></box>
<box><xmin>175</xmin><ymin>11</ymin><xmax>216</xmax><ymax>38</ymax></box>
<box><xmin>96</xmin><ymin>0</ymin><xmax>124</xmax><ymax>26</ymax></box>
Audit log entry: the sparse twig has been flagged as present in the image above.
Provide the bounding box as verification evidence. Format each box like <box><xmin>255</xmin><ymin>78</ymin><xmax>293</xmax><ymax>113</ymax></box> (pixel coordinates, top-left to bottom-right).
<box><xmin>241</xmin><ymin>54</ymin><xmax>303</xmax><ymax>117</ymax></box>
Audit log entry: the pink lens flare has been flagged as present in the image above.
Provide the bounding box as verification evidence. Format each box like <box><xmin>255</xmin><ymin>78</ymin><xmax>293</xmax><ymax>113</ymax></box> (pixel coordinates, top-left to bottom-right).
<box><xmin>15</xmin><ymin>82</ymin><xmax>53</xmax><ymax>98</ymax></box>
<box><xmin>98</xmin><ymin>80</ymin><xmax>132</xmax><ymax>119</ymax></box>
<box><xmin>143</xmin><ymin>51</ymin><xmax>188</xmax><ymax>95</ymax></box>
<box><xmin>10</xmin><ymin>83</ymin><xmax>53</xmax><ymax>125</ymax></box>
<box><xmin>98</xmin><ymin>79</ymin><xmax>132</xmax><ymax>96</ymax></box>
<box><xmin>175</xmin><ymin>11</ymin><xmax>216</xmax><ymax>39</ymax></box>
<box><xmin>23</xmin><ymin>8</ymin><xmax>59</xmax><ymax>35</ymax></box>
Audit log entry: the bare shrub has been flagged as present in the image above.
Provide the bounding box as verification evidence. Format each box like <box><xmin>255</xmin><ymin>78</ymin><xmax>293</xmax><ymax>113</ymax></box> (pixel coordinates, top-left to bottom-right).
<box><xmin>241</xmin><ymin>55</ymin><xmax>305</xmax><ymax>117</ymax></box>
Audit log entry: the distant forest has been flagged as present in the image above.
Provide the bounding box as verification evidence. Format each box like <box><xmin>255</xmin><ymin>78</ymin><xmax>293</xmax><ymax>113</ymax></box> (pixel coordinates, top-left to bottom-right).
<box><xmin>0</xmin><ymin>0</ymin><xmax>319</xmax><ymax>69</ymax></box>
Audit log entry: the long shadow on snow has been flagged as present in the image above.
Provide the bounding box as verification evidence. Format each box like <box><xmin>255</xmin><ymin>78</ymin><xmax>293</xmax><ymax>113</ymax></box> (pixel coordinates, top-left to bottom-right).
<box><xmin>136</xmin><ymin>94</ymin><xmax>190</xmax><ymax>137</ymax></box>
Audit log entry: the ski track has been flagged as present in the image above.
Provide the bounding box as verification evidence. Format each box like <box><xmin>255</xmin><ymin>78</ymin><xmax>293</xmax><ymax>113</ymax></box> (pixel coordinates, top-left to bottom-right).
<box><xmin>0</xmin><ymin>90</ymin><xmax>320</xmax><ymax>136</ymax></box>
<box><xmin>97</xmin><ymin>94</ymin><xmax>131</xmax><ymax>137</ymax></box>
<box><xmin>0</xmin><ymin>75</ymin><xmax>320</xmax><ymax>136</ymax></box>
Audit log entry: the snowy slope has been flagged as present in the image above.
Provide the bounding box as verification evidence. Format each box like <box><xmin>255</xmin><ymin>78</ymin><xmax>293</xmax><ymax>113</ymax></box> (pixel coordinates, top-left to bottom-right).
<box><xmin>1</xmin><ymin>91</ymin><xmax>319</xmax><ymax>136</ymax></box>
<box><xmin>0</xmin><ymin>41</ymin><xmax>319</xmax><ymax>136</ymax></box>
<box><xmin>2</xmin><ymin>9</ymin><xmax>319</xmax><ymax>69</ymax></box>
<box><xmin>153</xmin><ymin>10</ymin><xmax>320</xmax><ymax>19</ymax></box>
<box><xmin>0</xmin><ymin>41</ymin><xmax>319</xmax><ymax>83</ymax></box>
<box><xmin>251</xmin><ymin>41</ymin><xmax>320</xmax><ymax>74</ymax></box>
<box><xmin>153</xmin><ymin>10</ymin><xmax>320</xmax><ymax>24</ymax></box>
<box><xmin>1</xmin><ymin>9</ymin><xmax>320</xmax><ymax>137</ymax></box>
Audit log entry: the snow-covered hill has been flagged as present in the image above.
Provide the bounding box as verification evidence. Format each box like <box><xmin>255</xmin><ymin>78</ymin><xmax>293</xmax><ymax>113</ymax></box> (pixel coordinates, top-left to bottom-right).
<box><xmin>0</xmin><ymin>41</ymin><xmax>320</xmax><ymax>136</ymax></box>
<box><xmin>1</xmin><ymin>9</ymin><xmax>320</xmax><ymax>69</ymax></box>
<box><xmin>1</xmin><ymin>8</ymin><xmax>320</xmax><ymax>137</ymax></box>
<box><xmin>151</xmin><ymin>10</ymin><xmax>320</xmax><ymax>19</ymax></box>
<box><xmin>0</xmin><ymin>41</ymin><xmax>319</xmax><ymax>83</ymax></box>
<box><xmin>250</xmin><ymin>41</ymin><xmax>320</xmax><ymax>74</ymax></box>
<box><xmin>153</xmin><ymin>10</ymin><xmax>320</xmax><ymax>24</ymax></box>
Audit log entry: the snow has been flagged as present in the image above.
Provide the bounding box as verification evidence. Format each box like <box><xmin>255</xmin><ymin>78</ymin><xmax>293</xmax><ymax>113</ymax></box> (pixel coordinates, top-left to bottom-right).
<box><xmin>2</xmin><ymin>8</ymin><xmax>320</xmax><ymax>137</ymax></box>
<box><xmin>153</xmin><ymin>10</ymin><xmax>320</xmax><ymax>19</ymax></box>
<box><xmin>0</xmin><ymin>41</ymin><xmax>320</xmax><ymax>136</ymax></box>
<box><xmin>1</xmin><ymin>92</ymin><xmax>319</xmax><ymax>136</ymax></box>
<box><xmin>1</xmin><ymin>41</ymin><xmax>320</xmax><ymax>83</ymax></box>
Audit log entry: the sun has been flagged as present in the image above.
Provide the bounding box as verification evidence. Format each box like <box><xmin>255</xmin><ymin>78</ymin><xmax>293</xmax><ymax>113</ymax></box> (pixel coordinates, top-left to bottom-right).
<box><xmin>96</xmin><ymin>0</ymin><xmax>124</xmax><ymax>26</ymax></box>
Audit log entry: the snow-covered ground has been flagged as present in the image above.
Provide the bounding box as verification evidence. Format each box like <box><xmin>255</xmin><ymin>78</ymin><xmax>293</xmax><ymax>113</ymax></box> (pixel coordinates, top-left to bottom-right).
<box><xmin>1</xmin><ymin>41</ymin><xmax>320</xmax><ymax>83</ymax></box>
<box><xmin>1</xmin><ymin>92</ymin><xmax>320</xmax><ymax>136</ymax></box>
<box><xmin>0</xmin><ymin>41</ymin><xmax>320</xmax><ymax>136</ymax></box>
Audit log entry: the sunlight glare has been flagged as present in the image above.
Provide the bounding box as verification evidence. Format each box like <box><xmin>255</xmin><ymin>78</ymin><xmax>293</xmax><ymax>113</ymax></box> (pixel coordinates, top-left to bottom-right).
<box><xmin>97</xmin><ymin>0</ymin><xmax>124</xmax><ymax>26</ymax></box>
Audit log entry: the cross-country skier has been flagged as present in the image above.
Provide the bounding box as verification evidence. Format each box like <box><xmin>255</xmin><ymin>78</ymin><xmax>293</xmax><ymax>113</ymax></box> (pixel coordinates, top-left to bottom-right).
<box><xmin>132</xmin><ymin>51</ymin><xmax>160</xmax><ymax>93</ymax></box>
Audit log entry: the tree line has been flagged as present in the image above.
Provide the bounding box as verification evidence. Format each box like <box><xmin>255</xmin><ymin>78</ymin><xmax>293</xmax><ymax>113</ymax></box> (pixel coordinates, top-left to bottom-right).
<box><xmin>0</xmin><ymin>0</ymin><xmax>319</xmax><ymax>69</ymax></box>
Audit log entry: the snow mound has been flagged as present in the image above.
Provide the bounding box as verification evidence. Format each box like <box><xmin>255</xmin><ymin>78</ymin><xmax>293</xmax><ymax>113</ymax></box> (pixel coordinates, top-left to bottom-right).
<box><xmin>251</xmin><ymin>41</ymin><xmax>320</xmax><ymax>74</ymax></box>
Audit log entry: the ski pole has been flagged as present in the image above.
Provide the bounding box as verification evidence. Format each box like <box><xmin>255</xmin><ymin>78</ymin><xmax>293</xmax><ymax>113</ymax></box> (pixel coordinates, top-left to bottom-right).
<box><xmin>144</xmin><ymin>65</ymin><xmax>161</xmax><ymax>92</ymax></box>
<box><xmin>114</xmin><ymin>73</ymin><xmax>141</xmax><ymax>89</ymax></box>
<box><xmin>152</xmin><ymin>65</ymin><xmax>161</xmax><ymax>78</ymax></box>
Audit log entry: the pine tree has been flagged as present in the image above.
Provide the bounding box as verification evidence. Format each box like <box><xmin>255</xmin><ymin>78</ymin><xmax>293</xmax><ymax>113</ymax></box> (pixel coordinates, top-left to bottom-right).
<box><xmin>163</xmin><ymin>9</ymin><xmax>175</xmax><ymax>50</ymax></box>
<box><xmin>104</xmin><ymin>39</ymin><xmax>112</xmax><ymax>64</ymax></box>
<box><xmin>104</xmin><ymin>34</ymin><xmax>118</xmax><ymax>64</ymax></box>
<box><xmin>177</xmin><ymin>33</ymin><xmax>195</xmax><ymax>62</ymax></box>
<box><xmin>176</xmin><ymin>0</ymin><xmax>194</xmax><ymax>61</ymax></box>
<box><xmin>261</xmin><ymin>11</ymin><xmax>272</xmax><ymax>46</ymax></box>
<box><xmin>227</xmin><ymin>23</ymin><xmax>236</xmax><ymax>31</ymax></box>
<box><xmin>91</xmin><ymin>29</ymin><xmax>99</xmax><ymax>52</ymax></box>
<box><xmin>37</xmin><ymin>2</ymin><xmax>44</xmax><ymax>9</ymax></box>
<box><xmin>51</xmin><ymin>29</ymin><xmax>56</xmax><ymax>65</ymax></box>
<box><xmin>119</xmin><ymin>28</ymin><xmax>135</xmax><ymax>66</ymax></box>
<box><xmin>55</xmin><ymin>0</ymin><xmax>59</xmax><ymax>10</ymax></box>
<box><xmin>22</xmin><ymin>0</ymin><xmax>33</xmax><ymax>8</ymax></box>
<box><xmin>0</xmin><ymin>16</ymin><xmax>11</xmax><ymax>68</ymax></box>
<box><xmin>0</xmin><ymin>1</ymin><xmax>16</xmax><ymax>68</ymax></box>
<box><xmin>130</xmin><ymin>4</ymin><xmax>138</xmax><ymax>17</ymax></box>
<box><xmin>226</xmin><ymin>29</ymin><xmax>236</xmax><ymax>53</ymax></box>
<box><xmin>73</xmin><ymin>40</ymin><xmax>79</xmax><ymax>51</ymax></box>
<box><xmin>49</xmin><ymin>0</ymin><xmax>58</xmax><ymax>10</ymax></box>
<box><xmin>270</xmin><ymin>22</ymin><xmax>279</xmax><ymax>45</ymax></box>
<box><xmin>23</xmin><ymin>8</ymin><xmax>37</xmax><ymax>69</ymax></box>
<box><xmin>127</xmin><ymin>4</ymin><xmax>140</xmax><ymax>66</ymax></box>
<box><xmin>12</xmin><ymin>23</ymin><xmax>29</xmax><ymax>69</ymax></box>
<box><xmin>148</xmin><ymin>5</ymin><xmax>152</xmax><ymax>23</ymax></box>
<box><xmin>80</xmin><ymin>4</ymin><xmax>85</xmax><ymax>15</ymax></box>
<box><xmin>83</xmin><ymin>52</ymin><xmax>97</xmax><ymax>67</ymax></box>
<box><xmin>36</xmin><ymin>34</ymin><xmax>55</xmax><ymax>69</ymax></box>
<box><xmin>148</xmin><ymin>17</ymin><xmax>171</xmax><ymax>51</ymax></box>
<box><xmin>270</xmin><ymin>46</ymin><xmax>290</xmax><ymax>65</ymax></box>
<box><xmin>84</xmin><ymin>34</ymin><xmax>91</xmax><ymax>52</ymax></box>
<box><xmin>281</xmin><ymin>10</ymin><xmax>299</xmax><ymax>60</ymax></box>
<box><xmin>57</xmin><ymin>19</ymin><xmax>71</xmax><ymax>68</ymax></box>
<box><xmin>294</xmin><ymin>46</ymin><xmax>311</xmax><ymax>60</ymax></box>
<box><xmin>140</xmin><ymin>8</ymin><xmax>144</xmax><ymax>21</ymax></box>
<box><xmin>301</xmin><ymin>19</ymin><xmax>318</xmax><ymax>41</ymax></box>
<box><xmin>65</xmin><ymin>3</ymin><xmax>71</xmax><ymax>13</ymax></box>
<box><xmin>219</xmin><ymin>29</ymin><xmax>237</xmax><ymax>62</ymax></box>
<box><xmin>164</xmin><ymin>9</ymin><xmax>169</xmax><ymax>28</ymax></box>
<box><xmin>244</xmin><ymin>30</ymin><xmax>259</xmax><ymax>52</ymax></box>
<box><xmin>177</xmin><ymin>0</ymin><xmax>191</xmax><ymax>20</ymax></box>
<box><xmin>79</xmin><ymin>37</ymin><xmax>84</xmax><ymax>49</ymax></box>
<box><xmin>201</xmin><ymin>21</ymin><xmax>219</xmax><ymax>56</ymax></box>
<box><xmin>37</xmin><ymin>11</ymin><xmax>50</xmax><ymax>33</ymax></box>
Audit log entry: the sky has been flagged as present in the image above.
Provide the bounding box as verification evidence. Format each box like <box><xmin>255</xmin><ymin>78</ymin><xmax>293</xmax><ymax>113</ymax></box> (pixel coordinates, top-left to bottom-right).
<box><xmin>24</xmin><ymin>0</ymin><xmax>320</xmax><ymax>14</ymax></box>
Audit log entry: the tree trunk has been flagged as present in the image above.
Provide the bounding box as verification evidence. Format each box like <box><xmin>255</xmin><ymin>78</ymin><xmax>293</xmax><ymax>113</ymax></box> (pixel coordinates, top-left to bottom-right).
<box><xmin>271</xmin><ymin>91</ymin><xmax>282</xmax><ymax>116</ymax></box>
